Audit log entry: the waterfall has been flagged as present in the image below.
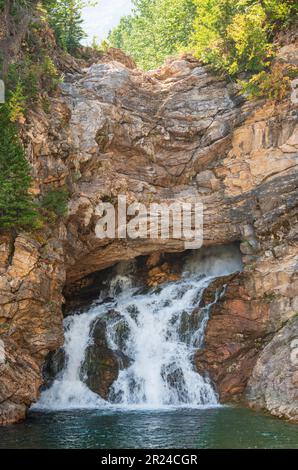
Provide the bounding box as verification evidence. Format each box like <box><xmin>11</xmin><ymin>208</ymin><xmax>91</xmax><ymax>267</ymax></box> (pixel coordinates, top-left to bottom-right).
<box><xmin>35</xmin><ymin>245</ymin><xmax>242</xmax><ymax>410</ymax></box>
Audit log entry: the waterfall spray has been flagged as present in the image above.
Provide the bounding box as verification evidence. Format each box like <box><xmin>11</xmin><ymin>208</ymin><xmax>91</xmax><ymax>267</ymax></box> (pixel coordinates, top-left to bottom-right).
<box><xmin>35</xmin><ymin>245</ymin><xmax>242</xmax><ymax>410</ymax></box>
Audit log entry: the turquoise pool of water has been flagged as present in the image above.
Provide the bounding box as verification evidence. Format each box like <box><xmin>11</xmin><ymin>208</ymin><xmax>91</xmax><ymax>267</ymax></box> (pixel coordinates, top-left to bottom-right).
<box><xmin>0</xmin><ymin>407</ymin><xmax>297</xmax><ymax>449</ymax></box>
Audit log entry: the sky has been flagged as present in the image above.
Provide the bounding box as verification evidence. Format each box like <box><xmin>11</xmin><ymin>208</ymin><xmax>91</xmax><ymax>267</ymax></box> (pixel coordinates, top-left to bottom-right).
<box><xmin>82</xmin><ymin>0</ymin><xmax>133</xmax><ymax>45</ymax></box>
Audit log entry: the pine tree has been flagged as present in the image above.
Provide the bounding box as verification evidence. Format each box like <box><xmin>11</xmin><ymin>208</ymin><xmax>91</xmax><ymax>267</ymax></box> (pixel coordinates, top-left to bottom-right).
<box><xmin>65</xmin><ymin>3</ymin><xmax>85</xmax><ymax>53</ymax></box>
<box><xmin>44</xmin><ymin>0</ymin><xmax>87</xmax><ymax>54</ymax></box>
<box><xmin>0</xmin><ymin>105</ymin><xmax>39</xmax><ymax>231</ymax></box>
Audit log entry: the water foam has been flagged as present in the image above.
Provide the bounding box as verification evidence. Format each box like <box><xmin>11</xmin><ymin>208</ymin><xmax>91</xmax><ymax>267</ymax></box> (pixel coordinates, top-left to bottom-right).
<box><xmin>35</xmin><ymin>245</ymin><xmax>242</xmax><ymax>410</ymax></box>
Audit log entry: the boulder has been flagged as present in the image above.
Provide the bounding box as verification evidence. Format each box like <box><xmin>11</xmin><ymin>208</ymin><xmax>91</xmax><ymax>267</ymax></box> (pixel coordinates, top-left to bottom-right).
<box><xmin>80</xmin><ymin>317</ymin><xmax>131</xmax><ymax>399</ymax></box>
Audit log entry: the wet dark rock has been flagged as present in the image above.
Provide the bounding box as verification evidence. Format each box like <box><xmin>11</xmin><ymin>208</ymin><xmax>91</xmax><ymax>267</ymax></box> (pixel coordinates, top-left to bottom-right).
<box><xmin>80</xmin><ymin>317</ymin><xmax>132</xmax><ymax>399</ymax></box>
<box><xmin>81</xmin><ymin>345</ymin><xmax>119</xmax><ymax>399</ymax></box>
<box><xmin>42</xmin><ymin>348</ymin><xmax>66</xmax><ymax>390</ymax></box>
<box><xmin>178</xmin><ymin>310</ymin><xmax>205</xmax><ymax>344</ymax></box>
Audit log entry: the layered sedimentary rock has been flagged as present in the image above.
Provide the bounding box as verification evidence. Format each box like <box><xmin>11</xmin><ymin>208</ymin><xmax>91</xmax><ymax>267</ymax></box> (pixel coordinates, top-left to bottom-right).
<box><xmin>0</xmin><ymin>233</ymin><xmax>65</xmax><ymax>424</ymax></box>
<box><xmin>0</xmin><ymin>34</ymin><xmax>297</xmax><ymax>423</ymax></box>
<box><xmin>246</xmin><ymin>316</ymin><xmax>298</xmax><ymax>421</ymax></box>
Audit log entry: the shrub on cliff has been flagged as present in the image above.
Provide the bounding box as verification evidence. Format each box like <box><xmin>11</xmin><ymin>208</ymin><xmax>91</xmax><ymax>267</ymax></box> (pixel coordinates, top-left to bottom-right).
<box><xmin>190</xmin><ymin>0</ymin><xmax>298</xmax><ymax>77</ymax></box>
<box><xmin>43</xmin><ymin>0</ymin><xmax>98</xmax><ymax>54</ymax></box>
<box><xmin>190</xmin><ymin>0</ymin><xmax>298</xmax><ymax>98</ymax></box>
<box><xmin>109</xmin><ymin>0</ymin><xmax>297</xmax><ymax>99</ymax></box>
<box><xmin>240</xmin><ymin>63</ymin><xmax>298</xmax><ymax>101</ymax></box>
<box><xmin>41</xmin><ymin>187</ymin><xmax>70</xmax><ymax>221</ymax></box>
<box><xmin>7</xmin><ymin>54</ymin><xmax>61</xmax><ymax>104</ymax></box>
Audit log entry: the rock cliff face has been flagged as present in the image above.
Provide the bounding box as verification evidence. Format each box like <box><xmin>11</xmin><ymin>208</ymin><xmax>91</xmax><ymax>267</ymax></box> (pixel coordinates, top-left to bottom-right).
<box><xmin>0</xmin><ymin>33</ymin><xmax>297</xmax><ymax>423</ymax></box>
<box><xmin>247</xmin><ymin>316</ymin><xmax>298</xmax><ymax>421</ymax></box>
<box><xmin>0</xmin><ymin>233</ymin><xmax>65</xmax><ymax>424</ymax></box>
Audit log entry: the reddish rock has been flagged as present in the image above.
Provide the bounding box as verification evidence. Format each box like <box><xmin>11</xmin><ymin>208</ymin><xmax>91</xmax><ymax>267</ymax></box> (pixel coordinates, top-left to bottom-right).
<box><xmin>195</xmin><ymin>274</ymin><xmax>271</xmax><ymax>402</ymax></box>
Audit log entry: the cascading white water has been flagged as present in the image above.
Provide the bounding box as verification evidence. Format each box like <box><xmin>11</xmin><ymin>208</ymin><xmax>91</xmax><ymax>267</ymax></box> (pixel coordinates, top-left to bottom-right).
<box><xmin>35</xmin><ymin>245</ymin><xmax>242</xmax><ymax>410</ymax></box>
<box><xmin>36</xmin><ymin>310</ymin><xmax>105</xmax><ymax>410</ymax></box>
<box><xmin>108</xmin><ymin>276</ymin><xmax>217</xmax><ymax>406</ymax></box>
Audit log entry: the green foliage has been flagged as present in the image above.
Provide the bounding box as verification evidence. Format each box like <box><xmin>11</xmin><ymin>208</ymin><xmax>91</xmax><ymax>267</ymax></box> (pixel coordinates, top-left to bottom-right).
<box><xmin>240</xmin><ymin>63</ymin><xmax>298</xmax><ymax>101</ymax></box>
<box><xmin>91</xmin><ymin>36</ymin><xmax>101</xmax><ymax>51</ymax></box>
<box><xmin>44</xmin><ymin>0</ymin><xmax>98</xmax><ymax>53</ymax></box>
<box><xmin>41</xmin><ymin>56</ymin><xmax>62</xmax><ymax>92</ymax></box>
<box><xmin>6</xmin><ymin>82</ymin><xmax>26</xmax><ymax>123</ymax></box>
<box><xmin>7</xmin><ymin>54</ymin><xmax>61</xmax><ymax>106</ymax></box>
<box><xmin>0</xmin><ymin>2</ymin><xmax>64</xmax><ymax>233</ymax></box>
<box><xmin>108</xmin><ymin>0</ymin><xmax>297</xmax><ymax>88</ymax></box>
<box><xmin>91</xmin><ymin>36</ymin><xmax>109</xmax><ymax>52</ymax></box>
<box><xmin>108</xmin><ymin>16</ymin><xmax>133</xmax><ymax>50</ymax></box>
<box><xmin>41</xmin><ymin>188</ymin><xmax>70</xmax><ymax>219</ymax></box>
<box><xmin>0</xmin><ymin>104</ymin><xmax>40</xmax><ymax>231</ymax></box>
<box><xmin>262</xmin><ymin>0</ymin><xmax>298</xmax><ymax>23</ymax></box>
<box><xmin>226</xmin><ymin>4</ymin><xmax>270</xmax><ymax>75</ymax></box>
<box><xmin>108</xmin><ymin>0</ymin><xmax>196</xmax><ymax>70</ymax></box>
<box><xmin>190</xmin><ymin>0</ymin><xmax>298</xmax><ymax>77</ymax></box>
<box><xmin>7</xmin><ymin>0</ymin><xmax>33</xmax><ymax>21</ymax></box>
<box><xmin>7</xmin><ymin>59</ymin><xmax>39</xmax><ymax>102</ymax></box>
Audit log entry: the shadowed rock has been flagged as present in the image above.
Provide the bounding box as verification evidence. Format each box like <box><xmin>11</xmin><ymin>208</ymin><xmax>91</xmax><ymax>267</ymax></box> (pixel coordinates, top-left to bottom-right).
<box><xmin>80</xmin><ymin>317</ymin><xmax>132</xmax><ymax>399</ymax></box>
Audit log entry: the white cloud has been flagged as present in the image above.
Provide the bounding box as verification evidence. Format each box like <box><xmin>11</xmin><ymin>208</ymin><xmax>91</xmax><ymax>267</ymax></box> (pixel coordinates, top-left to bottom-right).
<box><xmin>82</xmin><ymin>0</ymin><xmax>133</xmax><ymax>45</ymax></box>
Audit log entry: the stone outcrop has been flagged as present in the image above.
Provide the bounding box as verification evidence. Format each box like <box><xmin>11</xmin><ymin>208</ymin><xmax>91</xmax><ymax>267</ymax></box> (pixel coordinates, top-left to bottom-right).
<box><xmin>196</xmin><ymin>274</ymin><xmax>272</xmax><ymax>401</ymax></box>
<box><xmin>196</xmin><ymin>243</ymin><xmax>297</xmax><ymax>420</ymax></box>
<box><xmin>62</xmin><ymin>57</ymin><xmax>247</xmax><ymax>282</ymax></box>
<box><xmin>80</xmin><ymin>315</ymin><xmax>131</xmax><ymax>399</ymax></box>
<box><xmin>0</xmin><ymin>28</ymin><xmax>297</xmax><ymax>423</ymax></box>
<box><xmin>246</xmin><ymin>316</ymin><xmax>298</xmax><ymax>422</ymax></box>
<box><xmin>0</xmin><ymin>232</ymin><xmax>65</xmax><ymax>424</ymax></box>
